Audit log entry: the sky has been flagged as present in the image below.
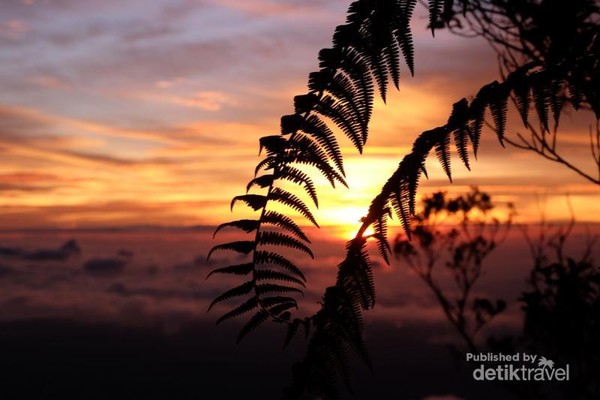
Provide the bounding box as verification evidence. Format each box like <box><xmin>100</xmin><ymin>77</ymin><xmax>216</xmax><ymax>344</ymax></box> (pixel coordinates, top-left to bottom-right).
<box><xmin>0</xmin><ymin>0</ymin><xmax>598</xmax><ymax>231</ymax></box>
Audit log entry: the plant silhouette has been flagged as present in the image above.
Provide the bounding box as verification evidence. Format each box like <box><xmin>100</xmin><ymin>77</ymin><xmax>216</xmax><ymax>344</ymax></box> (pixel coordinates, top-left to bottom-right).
<box><xmin>208</xmin><ymin>0</ymin><xmax>599</xmax><ymax>398</ymax></box>
<box><xmin>391</xmin><ymin>189</ymin><xmax>600</xmax><ymax>400</ymax></box>
<box><xmin>393</xmin><ymin>188</ymin><xmax>512</xmax><ymax>353</ymax></box>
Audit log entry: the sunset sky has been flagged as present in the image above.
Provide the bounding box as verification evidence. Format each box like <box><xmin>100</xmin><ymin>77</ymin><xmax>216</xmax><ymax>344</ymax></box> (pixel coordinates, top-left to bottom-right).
<box><xmin>0</xmin><ymin>4</ymin><xmax>598</xmax><ymax>398</ymax></box>
<box><xmin>0</xmin><ymin>0</ymin><xmax>598</xmax><ymax>230</ymax></box>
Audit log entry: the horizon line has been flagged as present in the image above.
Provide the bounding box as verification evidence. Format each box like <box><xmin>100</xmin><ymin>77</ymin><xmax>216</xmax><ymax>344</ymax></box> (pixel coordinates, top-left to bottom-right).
<box><xmin>0</xmin><ymin>220</ymin><xmax>598</xmax><ymax>234</ymax></box>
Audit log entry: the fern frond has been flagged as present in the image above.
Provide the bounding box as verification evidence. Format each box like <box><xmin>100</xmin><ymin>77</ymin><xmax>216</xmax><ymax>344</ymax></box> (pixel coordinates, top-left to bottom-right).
<box><xmin>308</xmin><ymin>71</ymin><xmax>368</xmax><ymax>141</ymax></box>
<box><xmin>208</xmin><ymin>281</ymin><xmax>254</xmax><ymax>311</ymax></box>
<box><xmin>420</xmin><ymin>164</ymin><xmax>429</xmax><ymax>179</ymax></box>
<box><xmin>371</xmin><ymin>51</ymin><xmax>390</xmax><ymax>103</ymax></box>
<box><xmin>262</xmin><ymin>211</ymin><xmax>310</xmax><ymax>243</ymax></box>
<box><xmin>207</xmin><ymin>241</ymin><xmax>255</xmax><ymax>260</ymax></box>
<box><xmin>213</xmin><ymin>219</ymin><xmax>260</xmax><ymax>238</ymax></box>
<box><xmin>254</xmin><ymin>156</ymin><xmax>276</xmax><ymax>176</ymax></box>
<box><xmin>332</xmin><ymin>20</ymin><xmax>358</xmax><ymax>49</ymax></box>
<box><xmin>338</xmin><ymin>239</ymin><xmax>375</xmax><ymax>310</ymax></box>
<box><xmin>447</xmin><ymin>97</ymin><xmax>469</xmax><ymax>127</ymax></box>
<box><xmin>317</xmin><ymin>47</ymin><xmax>340</xmax><ymax>70</ymax></box>
<box><xmin>246</xmin><ymin>174</ymin><xmax>274</xmax><ymax>192</ymax></box>
<box><xmin>567</xmin><ymin>78</ymin><xmax>583</xmax><ymax>110</ymax></box>
<box><xmin>206</xmin><ymin>263</ymin><xmax>254</xmax><ymax>279</ymax></box>
<box><xmin>216</xmin><ymin>296</ymin><xmax>258</xmax><ymax>324</ymax></box>
<box><xmin>314</xmin><ymin>95</ymin><xmax>364</xmax><ymax>152</ymax></box>
<box><xmin>392</xmin><ymin>188</ymin><xmax>412</xmax><ymax>238</ymax></box>
<box><xmin>278</xmin><ymin>166</ymin><xmax>319</xmax><ymax>207</ymax></box>
<box><xmin>255</xmin><ymin>269</ymin><xmax>306</xmax><ymax>287</ymax></box>
<box><xmin>230</xmin><ymin>194</ymin><xmax>267</xmax><ymax>211</ymax></box>
<box><xmin>256</xmin><ymin>283</ymin><xmax>304</xmax><ymax>297</ymax></box>
<box><xmin>259</xmin><ymin>135</ymin><xmax>288</xmax><ymax>156</ymax></box>
<box><xmin>428</xmin><ymin>0</ymin><xmax>445</xmax><ymax>35</ymax></box>
<box><xmin>396</xmin><ymin>0</ymin><xmax>416</xmax><ymax>76</ymax></box>
<box><xmin>454</xmin><ymin>126</ymin><xmax>470</xmax><ymax>170</ymax></box>
<box><xmin>404</xmin><ymin>152</ymin><xmax>425</xmax><ymax>217</ymax></box>
<box><xmin>531</xmin><ymin>72</ymin><xmax>551</xmax><ymax>132</ymax></box>
<box><xmin>401</xmin><ymin>0</ymin><xmax>418</xmax><ymax>18</ymax></box>
<box><xmin>293</xmin><ymin>93</ymin><xmax>319</xmax><ymax>115</ymax></box>
<box><xmin>336</xmin><ymin>295</ymin><xmax>371</xmax><ymax>371</ymax></box>
<box><xmin>333</xmin><ymin>72</ymin><xmax>369</xmax><ymax>133</ymax></box>
<box><xmin>387</xmin><ymin>38</ymin><xmax>402</xmax><ymax>90</ymax></box>
<box><xmin>280</xmin><ymin>114</ymin><xmax>303</xmax><ymax>135</ymax></box>
<box><xmin>302</xmin><ymin>115</ymin><xmax>345</xmax><ymax>175</ymax></box>
<box><xmin>269</xmin><ymin>187</ymin><xmax>319</xmax><ymax>227</ymax></box>
<box><xmin>315</xmin><ymin>289</ymin><xmax>356</xmax><ymax>386</ymax></box>
<box><xmin>348</xmin><ymin>297</ymin><xmax>365</xmax><ymax>335</ymax></box>
<box><xmin>236</xmin><ymin>309</ymin><xmax>270</xmax><ymax>343</ymax></box>
<box><xmin>354</xmin><ymin>253</ymin><xmax>376</xmax><ymax>310</ymax></box>
<box><xmin>288</xmin><ymin>135</ymin><xmax>347</xmax><ymax>188</ymax></box>
<box><xmin>434</xmin><ymin>128</ymin><xmax>452</xmax><ymax>182</ymax></box>
<box><xmin>261</xmin><ymin>296</ymin><xmax>298</xmax><ymax>308</ymax></box>
<box><xmin>447</xmin><ymin>99</ymin><xmax>471</xmax><ymax>169</ymax></box>
<box><xmin>513</xmin><ymin>75</ymin><xmax>531</xmax><ymax>127</ymax></box>
<box><xmin>489</xmin><ymin>84</ymin><xmax>509</xmax><ymax>144</ymax></box>
<box><xmin>292</xmin><ymin>153</ymin><xmax>348</xmax><ymax>189</ymax></box>
<box><xmin>468</xmin><ymin>98</ymin><xmax>485</xmax><ymax>158</ymax></box>
<box><xmin>254</xmin><ymin>251</ymin><xmax>306</xmax><ymax>282</ymax></box>
<box><xmin>268</xmin><ymin>301</ymin><xmax>298</xmax><ymax>318</ymax></box>
<box><xmin>258</xmin><ymin>231</ymin><xmax>315</xmax><ymax>259</ymax></box>
<box><xmin>411</xmin><ymin>128</ymin><xmax>436</xmax><ymax>156</ymax></box>
<box><xmin>549</xmin><ymin>76</ymin><xmax>564</xmax><ymax>128</ymax></box>
<box><xmin>336</xmin><ymin>47</ymin><xmax>375</xmax><ymax>138</ymax></box>
<box><xmin>373</xmin><ymin>213</ymin><xmax>391</xmax><ymax>264</ymax></box>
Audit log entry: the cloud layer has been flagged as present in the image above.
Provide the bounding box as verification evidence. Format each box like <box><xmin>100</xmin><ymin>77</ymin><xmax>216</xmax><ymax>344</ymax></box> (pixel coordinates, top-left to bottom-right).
<box><xmin>0</xmin><ymin>1</ymin><xmax>597</xmax><ymax>229</ymax></box>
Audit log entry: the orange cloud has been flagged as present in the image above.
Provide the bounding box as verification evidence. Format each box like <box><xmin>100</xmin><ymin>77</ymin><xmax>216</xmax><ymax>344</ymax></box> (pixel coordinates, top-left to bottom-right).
<box><xmin>0</xmin><ymin>104</ymin><xmax>178</xmax><ymax>145</ymax></box>
<box><xmin>168</xmin><ymin>91</ymin><xmax>235</xmax><ymax>111</ymax></box>
<box><xmin>208</xmin><ymin>0</ymin><xmax>339</xmax><ymax>19</ymax></box>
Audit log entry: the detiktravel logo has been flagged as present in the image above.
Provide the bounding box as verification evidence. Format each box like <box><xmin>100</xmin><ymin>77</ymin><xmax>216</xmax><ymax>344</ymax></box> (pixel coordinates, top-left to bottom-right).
<box><xmin>466</xmin><ymin>352</ymin><xmax>570</xmax><ymax>382</ymax></box>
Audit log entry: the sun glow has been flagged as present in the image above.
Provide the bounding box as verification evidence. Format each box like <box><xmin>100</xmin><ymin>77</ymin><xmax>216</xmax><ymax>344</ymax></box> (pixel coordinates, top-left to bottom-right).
<box><xmin>323</xmin><ymin>206</ymin><xmax>376</xmax><ymax>239</ymax></box>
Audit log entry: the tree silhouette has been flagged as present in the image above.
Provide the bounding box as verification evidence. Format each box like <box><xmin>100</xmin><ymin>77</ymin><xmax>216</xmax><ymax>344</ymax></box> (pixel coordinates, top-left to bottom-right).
<box><xmin>208</xmin><ymin>1</ymin><xmax>599</xmax><ymax>398</ymax></box>
<box><xmin>393</xmin><ymin>188</ymin><xmax>512</xmax><ymax>353</ymax></box>
<box><xmin>389</xmin><ymin>190</ymin><xmax>600</xmax><ymax>400</ymax></box>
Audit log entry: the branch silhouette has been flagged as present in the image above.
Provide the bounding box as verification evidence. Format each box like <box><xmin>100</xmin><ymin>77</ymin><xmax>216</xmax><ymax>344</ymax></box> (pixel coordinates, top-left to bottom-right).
<box><xmin>503</xmin><ymin>122</ymin><xmax>600</xmax><ymax>184</ymax></box>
